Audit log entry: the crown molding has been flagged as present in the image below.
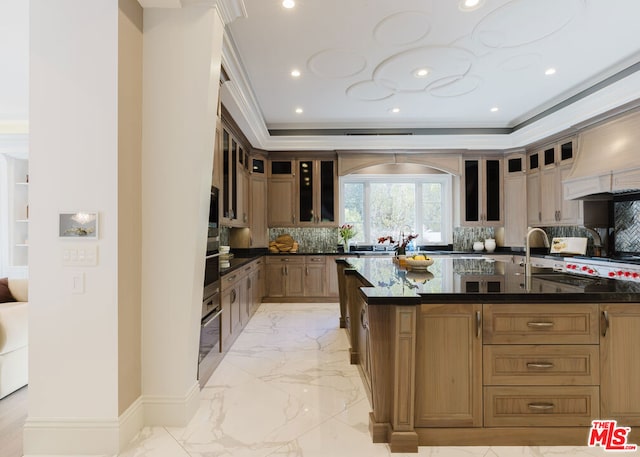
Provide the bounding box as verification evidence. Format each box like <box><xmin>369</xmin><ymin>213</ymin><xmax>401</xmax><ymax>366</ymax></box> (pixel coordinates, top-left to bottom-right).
<box><xmin>138</xmin><ymin>0</ymin><xmax>247</xmax><ymax>25</ymax></box>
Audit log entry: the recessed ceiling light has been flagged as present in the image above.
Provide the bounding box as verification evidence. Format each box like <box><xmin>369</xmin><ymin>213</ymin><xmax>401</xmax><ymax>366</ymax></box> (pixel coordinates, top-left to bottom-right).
<box><xmin>282</xmin><ymin>0</ymin><xmax>295</xmax><ymax>9</ymax></box>
<box><xmin>545</xmin><ymin>68</ymin><xmax>557</xmax><ymax>76</ymax></box>
<box><xmin>459</xmin><ymin>0</ymin><xmax>484</xmax><ymax>11</ymax></box>
<box><xmin>413</xmin><ymin>68</ymin><xmax>429</xmax><ymax>78</ymax></box>
<box><xmin>390</xmin><ymin>108</ymin><xmax>400</xmax><ymax>114</ymax></box>
<box><xmin>295</xmin><ymin>107</ymin><xmax>303</xmax><ymax>114</ymax></box>
<box><xmin>490</xmin><ymin>107</ymin><xmax>499</xmax><ymax>112</ymax></box>
<box><xmin>291</xmin><ymin>69</ymin><xmax>301</xmax><ymax>78</ymax></box>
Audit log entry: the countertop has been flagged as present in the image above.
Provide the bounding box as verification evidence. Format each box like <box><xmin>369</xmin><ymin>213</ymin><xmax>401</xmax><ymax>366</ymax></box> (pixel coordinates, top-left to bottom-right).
<box><xmin>339</xmin><ymin>256</ymin><xmax>640</xmax><ymax>305</ymax></box>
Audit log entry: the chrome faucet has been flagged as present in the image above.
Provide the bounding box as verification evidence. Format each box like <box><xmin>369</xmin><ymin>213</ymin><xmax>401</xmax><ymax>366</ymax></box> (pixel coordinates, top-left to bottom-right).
<box><xmin>525</xmin><ymin>227</ymin><xmax>550</xmax><ymax>277</ymax></box>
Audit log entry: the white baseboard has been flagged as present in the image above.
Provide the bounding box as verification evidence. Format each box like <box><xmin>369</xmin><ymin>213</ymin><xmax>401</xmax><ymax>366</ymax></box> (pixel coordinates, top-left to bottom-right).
<box><xmin>23</xmin><ymin>382</ymin><xmax>200</xmax><ymax>455</ymax></box>
<box><xmin>143</xmin><ymin>381</ymin><xmax>201</xmax><ymax>426</ymax></box>
<box><xmin>23</xmin><ymin>416</ymin><xmax>121</xmax><ymax>455</ymax></box>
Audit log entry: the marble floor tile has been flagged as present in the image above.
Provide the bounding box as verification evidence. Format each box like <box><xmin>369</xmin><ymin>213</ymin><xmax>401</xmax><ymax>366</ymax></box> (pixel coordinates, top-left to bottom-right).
<box><xmin>114</xmin><ymin>302</ymin><xmax>637</xmax><ymax>457</ymax></box>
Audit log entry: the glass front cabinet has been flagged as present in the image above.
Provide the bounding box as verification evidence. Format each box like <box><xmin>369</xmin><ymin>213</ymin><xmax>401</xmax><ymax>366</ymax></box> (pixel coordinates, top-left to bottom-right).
<box><xmin>298</xmin><ymin>159</ymin><xmax>336</xmax><ymax>226</ymax></box>
<box><xmin>267</xmin><ymin>156</ymin><xmax>337</xmax><ymax>227</ymax></box>
<box><xmin>461</xmin><ymin>157</ymin><xmax>503</xmax><ymax>226</ymax></box>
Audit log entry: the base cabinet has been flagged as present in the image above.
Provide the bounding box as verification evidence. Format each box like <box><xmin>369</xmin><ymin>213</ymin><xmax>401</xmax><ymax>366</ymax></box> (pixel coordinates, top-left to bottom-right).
<box><xmin>220</xmin><ymin>258</ymin><xmax>263</xmax><ymax>351</ymax></box>
<box><xmin>335</xmin><ymin>282</ymin><xmax>636</xmax><ymax>451</ymax></box>
<box><xmin>415</xmin><ymin>304</ymin><xmax>483</xmax><ymax>427</ymax></box>
<box><xmin>264</xmin><ymin>255</ymin><xmax>340</xmax><ymax>301</ymax></box>
<box><xmin>600</xmin><ymin>303</ymin><xmax>640</xmax><ymax>425</ymax></box>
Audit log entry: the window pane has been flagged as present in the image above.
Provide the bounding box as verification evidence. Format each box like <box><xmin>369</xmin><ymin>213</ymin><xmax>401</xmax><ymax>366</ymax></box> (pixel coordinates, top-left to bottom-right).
<box><xmin>370</xmin><ymin>183</ymin><xmax>415</xmax><ymax>241</ymax></box>
<box><xmin>343</xmin><ymin>182</ymin><xmax>364</xmax><ymax>242</ymax></box>
<box><xmin>341</xmin><ymin>175</ymin><xmax>450</xmax><ymax>245</ymax></box>
<box><xmin>422</xmin><ymin>182</ymin><xmax>442</xmax><ymax>242</ymax></box>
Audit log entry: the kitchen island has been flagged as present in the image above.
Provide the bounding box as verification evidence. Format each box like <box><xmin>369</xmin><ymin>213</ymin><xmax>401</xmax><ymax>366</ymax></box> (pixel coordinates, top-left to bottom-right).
<box><xmin>337</xmin><ymin>256</ymin><xmax>640</xmax><ymax>452</ymax></box>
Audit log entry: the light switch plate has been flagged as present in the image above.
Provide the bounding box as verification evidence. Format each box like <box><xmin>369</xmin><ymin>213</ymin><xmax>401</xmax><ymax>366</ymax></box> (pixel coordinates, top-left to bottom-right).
<box><xmin>62</xmin><ymin>244</ymin><xmax>98</xmax><ymax>266</ymax></box>
<box><xmin>71</xmin><ymin>271</ymin><xmax>84</xmax><ymax>294</ymax></box>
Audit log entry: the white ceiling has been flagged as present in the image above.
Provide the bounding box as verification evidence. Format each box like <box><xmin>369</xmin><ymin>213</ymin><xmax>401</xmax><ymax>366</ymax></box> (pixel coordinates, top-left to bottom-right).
<box><xmin>222</xmin><ymin>0</ymin><xmax>640</xmax><ymax>150</ymax></box>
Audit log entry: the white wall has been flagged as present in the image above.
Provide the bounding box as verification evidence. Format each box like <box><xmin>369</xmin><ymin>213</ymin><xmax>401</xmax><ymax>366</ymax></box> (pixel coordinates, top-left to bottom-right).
<box><xmin>0</xmin><ymin>0</ymin><xmax>29</xmax><ymax>130</ymax></box>
<box><xmin>26</xmin><ymin>0</ymin><xmax>122</xmax><ymax>453</ymax></box>
<box><xmin>141</xmin><ymin>5</ymin><xmax>224</xmax><ymax>424</ymax></box>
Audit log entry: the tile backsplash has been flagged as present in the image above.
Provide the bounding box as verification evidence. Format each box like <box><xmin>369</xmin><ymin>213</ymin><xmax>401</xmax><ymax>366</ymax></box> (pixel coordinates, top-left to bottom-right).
<box><xmin>269</xmin><ymin>228</ymin><xmax>340</xmax><ymax>253</ymax></box>
<box><xmin>614</xmin><ymin>200</ymin><xmax>640</xmax><ymax>253</ymax></box>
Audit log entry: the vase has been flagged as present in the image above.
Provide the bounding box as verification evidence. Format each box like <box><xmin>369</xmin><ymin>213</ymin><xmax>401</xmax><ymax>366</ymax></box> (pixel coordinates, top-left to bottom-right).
<box><xmin>484</xmin><ymin>238</ymin><xmax>496</xmax><ymax>253</ymax></box>
<box><xmin>473</xmin><ymin>241</ymin><xmax>484</xmax><ymax>252</ymax></box>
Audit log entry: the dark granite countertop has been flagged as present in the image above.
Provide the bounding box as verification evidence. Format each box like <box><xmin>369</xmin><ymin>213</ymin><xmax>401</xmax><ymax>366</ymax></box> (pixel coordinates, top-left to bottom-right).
<box><xmin>338</xmin><ymin>257</ymin><xmax>640</xmax><ymax>305</ymax></box>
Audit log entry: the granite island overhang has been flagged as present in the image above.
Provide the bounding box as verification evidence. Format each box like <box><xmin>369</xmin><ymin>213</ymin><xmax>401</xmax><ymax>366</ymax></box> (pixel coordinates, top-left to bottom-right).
<box><xmin>335</xmin><ymin>256</ymin><xmax>640</xmax><ymax>452</ymax></box>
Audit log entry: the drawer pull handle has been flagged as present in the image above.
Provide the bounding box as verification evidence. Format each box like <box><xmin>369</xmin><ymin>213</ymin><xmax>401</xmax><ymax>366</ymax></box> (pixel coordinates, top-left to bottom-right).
<box><xmin>527</xmin><ymin>321</ymin><xmax>554</xmax><ymax>328</ymax></box>
<box><xmin>528</xmin><ymin>402</ymin><xmax>555</xmax><ymax>411</ymax></box>
<box><xmin>527</xmin><ymin>362</ymin><xmax>554</xmax><ymax>369</ymax></box>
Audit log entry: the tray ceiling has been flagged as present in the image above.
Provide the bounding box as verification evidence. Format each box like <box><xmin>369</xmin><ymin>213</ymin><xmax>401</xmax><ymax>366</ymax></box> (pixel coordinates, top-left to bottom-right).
<box><xmin>223</xmin><ymin>0</ymin><xmax>640</xmax><ymax>149</ymax></box>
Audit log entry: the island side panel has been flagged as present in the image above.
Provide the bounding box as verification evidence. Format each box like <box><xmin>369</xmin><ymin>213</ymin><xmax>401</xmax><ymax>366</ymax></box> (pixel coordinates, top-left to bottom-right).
<box><xmin>367</xmin><ymin>303</ymin><xmax>395</xmax><ymax>443</ymax></box>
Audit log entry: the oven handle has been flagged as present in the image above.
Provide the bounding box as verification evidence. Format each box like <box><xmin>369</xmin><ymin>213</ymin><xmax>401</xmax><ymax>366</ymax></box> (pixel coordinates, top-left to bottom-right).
<box><xmin>202</xmin><ymin>307</ymin><xmax>222</xmax><ymax>327</ymax></box>
<box><xmin>206</xmin><ymin>253</ymin><xmax>221</xmax><ymax>260</ymax></box>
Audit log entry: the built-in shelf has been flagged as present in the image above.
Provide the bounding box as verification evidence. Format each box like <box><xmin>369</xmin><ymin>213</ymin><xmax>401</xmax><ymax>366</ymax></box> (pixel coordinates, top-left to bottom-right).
<box><xmin>8</xmin><ymin>157</ymin><xmax>29</xmax><ymax>269</ymax></box>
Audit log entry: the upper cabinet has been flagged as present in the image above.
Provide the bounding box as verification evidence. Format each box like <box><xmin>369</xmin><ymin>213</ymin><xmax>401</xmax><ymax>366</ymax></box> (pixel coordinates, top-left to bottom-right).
<box><xmin>503</xmin><ymin>153</ymin><xmax>527</xmax><ymax>247</ymax></box>
<box><xmin>267</xmin><ymin>159</ymin><xmax>296</xmax><ymax>226</ymax></box>
<box><xmin>220</xmin><ymin>122</ymin><xmax>250</xmax><ymax>228</ymax></box>
<box><xmin>461</xmin><ymin>157</ymin><xmax>503</xmax><ymax>227</ymax></box>
<box><xmin>267</xmin><ymin>155</ymin><xmax>337</xmax><ymax>227</ymax></box>
<box><xmin>297</xmin><ymin>159</ymin><xmax>336</xmax><ymax>227</ymax></box>
<box><xmin>527</xmin><ymin>138</ymin><xmax>582</xmax><ymax>227</ymax></box>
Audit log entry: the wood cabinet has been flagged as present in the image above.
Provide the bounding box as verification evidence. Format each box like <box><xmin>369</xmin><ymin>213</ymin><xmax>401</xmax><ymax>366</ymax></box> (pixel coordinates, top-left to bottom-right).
<box><xmin>221</xmin><ymin>271</ymin><xmax>242</xmax><ymax>349</ymax></box>
<box><xmin>297</xmin><ymin>159</ymin><xmax>337</xmax><ymax>226</ymax></box>
<box><xmin>250</xmin><ymin>172</ymin><xmax>269</xmax><ymax>247</ymax></box>
<box><xmin>265</xmin><ymin>256</ymin><xmax>305</xmax><ymax>298</ymax></box>
<box><xmin>220</xmin><ymin>258</ymin><xmax>263</xmax><ymax>351</ymax></box>
<box><xmin>304</xmin><ymin>255</ymin><xmax>326</xmax><ymax>296</ymax></box>
<box><xmin>326</xmin><ymin>255</ymin><xmax>340</xmax><ymax>298</ymax></box>
<box><xmin>503</xmin><ymin>153</ymin><xmax>527</xmax><ymax>247</ymax></box>
<box><xmin>600</xmin><ymin>303</ymin><xmax>640</xmax><ymax>425</ymax></box>
<box><xmin>415</xmin><ymin>303</ymin><xmax>483</xmax><ymax>427</ymax></box>
<box><xmin>264</xmin><ymin>255</ymin><xmax>339</xmax><ymax>301</ymax></box>
<box><xmin>212</xmin><ymin>117</ymin><xmax>223</xmax><ymax>190</ymax></box>
<box><xmin>528</xmin><ymin>139</ymin><xmax>582</xmax><ymax>226</ymax></box>
<box><xmin>221</xmin><ymin>125</ymin><xmax>250</xmax><ymax>228</ymax></box>
<box><xmin>461</xmin><ymin>157</ymin><xmax>503</xmax><ymax>226</ymax></box>
<box><xmin>482</xmin><ymin>303</ymin><xmax>600</xmax><ymax>429</ymax></box>
<box><xmin>484</xmin><ymin>386</ymin><xmax>599</xmax><ymax>427</ymax></box>
<box><xmin>268</xmin><ymin>159</ymin><xmax>296</xmax><ymax>226</ymax></box>
<box><xmin>267</xmin><ymin>156</ymin><xmax>337</xmax><ymax>227</ymax></box>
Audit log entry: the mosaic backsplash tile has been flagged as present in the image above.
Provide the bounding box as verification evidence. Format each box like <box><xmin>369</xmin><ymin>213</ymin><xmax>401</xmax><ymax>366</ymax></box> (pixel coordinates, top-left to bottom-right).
<box><xmin>453</xmin><ymin>227</ymin><xmax>495</xmax><ymax>251</ymax></box>
<box><xmin>614</xmin><ymin>200</ymin><xmax>640</xmax><ymax>253</ymax></box>
<box><xmin>269</xmin><ymin>227</ymin><xmax>340</xmax><ymax>253</ymax></box>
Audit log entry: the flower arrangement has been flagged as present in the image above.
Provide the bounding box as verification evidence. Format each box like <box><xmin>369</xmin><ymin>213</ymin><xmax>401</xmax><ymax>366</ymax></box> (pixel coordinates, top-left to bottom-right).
<box><xmin>377</xmin><ymin>232</ymin><xmax>419</xmax><ymax>255</ymax></box>
<box><xmin>339</xmin><ymin>224</ymin><xmax>357</xmax><ymax>248</ymax></box>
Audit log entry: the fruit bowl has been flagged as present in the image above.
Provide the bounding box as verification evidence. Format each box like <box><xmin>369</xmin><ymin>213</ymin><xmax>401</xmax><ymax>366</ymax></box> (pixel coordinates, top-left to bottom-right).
<box><xmin>404</xmin><ymin>256</ymin><xmax>434</xmax><ymax>270</ymax></box>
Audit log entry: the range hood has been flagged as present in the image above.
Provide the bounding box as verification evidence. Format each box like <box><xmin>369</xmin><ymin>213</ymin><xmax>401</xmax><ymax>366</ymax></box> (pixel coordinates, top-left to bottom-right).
<box><xmin>563</xmin><ymin>110</ymin><xmax>640</xmax><ymax>200</ymax></box>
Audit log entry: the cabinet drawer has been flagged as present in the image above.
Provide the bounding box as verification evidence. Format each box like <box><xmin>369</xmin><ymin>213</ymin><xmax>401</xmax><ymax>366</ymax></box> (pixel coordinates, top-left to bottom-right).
<box><xmin>484</xmin><ymin>386</ymin><xmax>599</xmax><ymax>427</ymax></box>
<box><xmin>306</xmin><ymin>256</ymin><xmax>326</xmax><ymax>265</ymax></box>
<box><xmin>483</xmin><ymin>304</ymin><xmax>599</xmax><ymax>344</ymax></box>
<box><xmin>265</xmin><ymin>256</ymin><xmax>305</xmax><ymax>265</ymax></box>
<box><xmin>484</xmin><ymin>345</ymin><xmax>599</xmax><ymax>385</ymax></box>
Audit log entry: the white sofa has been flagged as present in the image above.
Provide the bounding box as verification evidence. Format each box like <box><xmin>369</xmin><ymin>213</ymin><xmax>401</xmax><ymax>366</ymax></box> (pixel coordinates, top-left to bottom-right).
<box><xmin>0</xmin><ymin>278</ymin><xmax>28</xmax><ymax>399</ymax></box>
